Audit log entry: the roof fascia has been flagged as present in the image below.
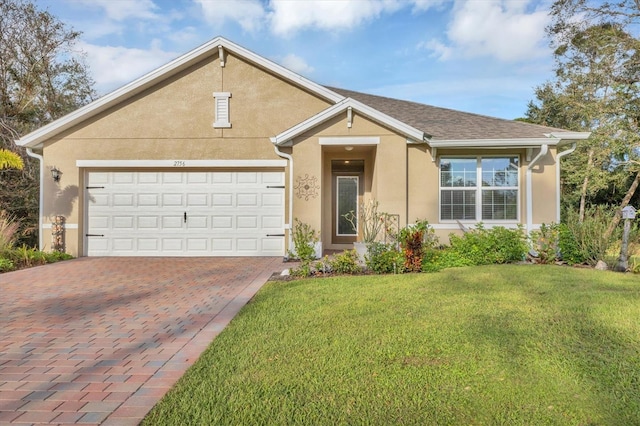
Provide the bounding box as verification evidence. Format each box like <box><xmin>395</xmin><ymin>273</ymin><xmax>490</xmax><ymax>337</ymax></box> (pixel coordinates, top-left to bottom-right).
<box><xmin>545</xmin><ymin>131</ymin><xmax>591</xmax><ymax>140</ymax></box>
<box><xmin>271</xmin><ymin>98</ymin><xmax>425</xmax><ymax>146</ymax></box>
<box><xmin>16</xmin><ymin>36</ymin><xmax>344</xmax><ymax>148</ymax></box>
<box><xmin>429</xmin><ymin>138</ymin><xmax>562</xmax><ymax>148</ymax></box>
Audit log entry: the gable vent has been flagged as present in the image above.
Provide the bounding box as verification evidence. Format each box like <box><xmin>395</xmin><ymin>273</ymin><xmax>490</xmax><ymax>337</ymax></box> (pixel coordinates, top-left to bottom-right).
<box><xmin>213</xmin><ymin>92</ymin><xmax>231</xmax><ymax>128</ymax></box>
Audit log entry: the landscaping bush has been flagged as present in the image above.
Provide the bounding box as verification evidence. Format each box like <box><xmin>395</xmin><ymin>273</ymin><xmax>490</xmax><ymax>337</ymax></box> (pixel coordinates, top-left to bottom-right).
<box><xmin>530</xmin><ymin>223</ymin><xmax>560</xmax><ymax>264</ymax></box>
<box><xmin>398</xmin><ymin>220</ymin><xmax>438</xmax><ymax>273</ymax></box>
<box><xmin>43</xmin><ymin>251</ymin><xmax>74</xmax><ymax>263</ymax></box>
<box><xmin>329</xmin><ymin>249</ymin><xmax>362</xmax><ymax>275</ymax></box>
<box><xmin>365</xmin><ymin>242</ymin><xmax>403</xmax><ymax>274</ymax></box>
<box><xmin>557</xmin><ymin>223</ymin><xmax>586</xmax><ymax>265</ymax></box>
<box><xmin>0</xmin><ymin>257</ymin><xmax>15</xmax><ymax>273</ymax></box>
<box><xmin>447</xmin><ymin>224</ymin><xmax>528</xmax><ymax>266</ymax></box>
<box><xmin>421</xmin><ymin>247</ymin><xmax>475</xmax><ymax>272</ymax></box>
<box><xmin>288</xmin><ymin>218</ymin><xmax>318</xmax><ymax>262</ymax></box>
<box><xmin>562</xmin><ymin>206</ymin><xmax>616</xmax><ymax>266</ymax></box>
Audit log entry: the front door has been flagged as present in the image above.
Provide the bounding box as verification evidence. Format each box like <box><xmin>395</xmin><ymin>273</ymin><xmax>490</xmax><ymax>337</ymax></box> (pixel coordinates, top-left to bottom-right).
<box><xmin>331</xmin><ymin>160</ymin><xmax>364</xmax><ymax>244</ymax></box>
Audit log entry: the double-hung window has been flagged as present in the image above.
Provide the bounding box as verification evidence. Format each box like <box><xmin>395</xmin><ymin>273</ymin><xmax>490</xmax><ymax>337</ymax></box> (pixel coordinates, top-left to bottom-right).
<box><xmin>440</xmin><ymin>156</ymin><xmax>519</xmax><ymax>221</ymax></box>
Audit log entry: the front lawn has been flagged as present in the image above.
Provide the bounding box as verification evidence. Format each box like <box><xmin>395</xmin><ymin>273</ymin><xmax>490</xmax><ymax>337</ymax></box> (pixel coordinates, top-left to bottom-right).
<box><xmin>144</xmin><ymin>265</ymin><xmax>640</xmax><ymax>425</ymax></box>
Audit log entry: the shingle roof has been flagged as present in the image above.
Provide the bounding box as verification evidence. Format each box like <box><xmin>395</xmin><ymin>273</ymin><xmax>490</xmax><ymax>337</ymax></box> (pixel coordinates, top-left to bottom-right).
<box><xmin>328</xmin><ymin>87</ymin><xmax>569</xmax><ymax>141</ymax></box>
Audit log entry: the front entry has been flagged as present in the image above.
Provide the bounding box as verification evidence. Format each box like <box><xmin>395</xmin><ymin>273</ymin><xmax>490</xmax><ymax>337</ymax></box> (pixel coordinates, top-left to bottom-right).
<box><xmin>331</xmin><ymin>160</ymin><xmax>364</xmax><ymax>244</ymax></box>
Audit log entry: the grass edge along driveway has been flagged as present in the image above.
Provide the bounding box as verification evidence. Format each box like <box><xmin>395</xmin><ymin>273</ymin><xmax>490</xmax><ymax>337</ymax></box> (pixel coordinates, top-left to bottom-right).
<box><xmin>144</xmin><ymin>265</ymin><xmax>640</xmax><ymax>425</ymax></box>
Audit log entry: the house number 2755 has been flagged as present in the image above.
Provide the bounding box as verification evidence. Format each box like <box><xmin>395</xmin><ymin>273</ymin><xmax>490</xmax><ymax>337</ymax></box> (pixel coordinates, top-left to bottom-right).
<box><xmin>173</xmin><ymin>160</ymin><xmax>186</xmax><ymax>167</ymax></box>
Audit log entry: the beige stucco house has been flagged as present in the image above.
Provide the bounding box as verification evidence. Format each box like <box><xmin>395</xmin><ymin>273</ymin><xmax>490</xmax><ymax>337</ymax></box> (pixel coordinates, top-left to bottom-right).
<box><xmin>16</xmin><ymin>37</ymin><xmax>590</xmax><ymax>257</ymax></box>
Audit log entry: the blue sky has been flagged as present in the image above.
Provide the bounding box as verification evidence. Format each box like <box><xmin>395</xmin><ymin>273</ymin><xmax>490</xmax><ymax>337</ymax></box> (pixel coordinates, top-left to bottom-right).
<box><xmin>35</xmin><ymin>0</ymin><xmax>555</xmax><ymax>119</ymax></box>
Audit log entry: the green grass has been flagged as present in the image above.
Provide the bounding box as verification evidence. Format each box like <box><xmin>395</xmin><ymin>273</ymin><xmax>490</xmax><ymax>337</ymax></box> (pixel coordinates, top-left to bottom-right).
<box><xmin>144</xmin><ymin>265</ymin><xmax>640</xmax><ymax>425</ymax></box>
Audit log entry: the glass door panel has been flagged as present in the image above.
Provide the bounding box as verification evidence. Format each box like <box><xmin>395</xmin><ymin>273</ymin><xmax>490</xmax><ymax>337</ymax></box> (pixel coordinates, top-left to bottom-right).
<box><xmin>336</xmin><ymin>176</ymin><xmax>358</xmax><ymax>236</ymax></box>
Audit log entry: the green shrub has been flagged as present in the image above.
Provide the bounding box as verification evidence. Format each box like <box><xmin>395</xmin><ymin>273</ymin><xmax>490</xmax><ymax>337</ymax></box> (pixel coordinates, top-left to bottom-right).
<box><xmin>288</xmin><ymin>219</ymin><xmax>318</xmax><ymax>262</ymax></box>
<box><xmin>447</xmin><ymin>224</ymin><xmax>527</xmax><ymax>266</ymax></box>
<box><xmin>557</xmin><ymin>223</ymin><xmax>585</xmax><ymax>265</ymax></box>
<box><xmin>422</xmin><ymin>247</ymin><xmax>476</xmax><ymax>272</ymax></box>
<box><xmin>530</xmin><ymin>223</ymin><xmax>560</xmax><ymax>264</ymax></box>
<box><xmin>0</xmin><ymin>257</ymin><xmax>15</xmax><ymax>273</ymax></box>
<box><xmin>366</xmin><ymin>242</ymin><xmax>403</xmax><ymax>274</ymax></box>
<box><xmin>329</xmin><ymin>250</ymin><xmax>362</xmax><ymax>275</ymax></box>
<box><xmin>43</xmin><ymin>251</ymin><xmax>74</xmax><ymax>263</ymax></box>
<box><xmin>562</xmin><ymin>206</ymin><xmax>616</xmax><ymax>266</ymax></box>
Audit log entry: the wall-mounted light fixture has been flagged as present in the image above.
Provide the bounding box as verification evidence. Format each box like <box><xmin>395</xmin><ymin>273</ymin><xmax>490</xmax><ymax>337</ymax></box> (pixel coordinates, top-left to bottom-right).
<box><xmin>51</xmin><ymin>166</ymin><xmax>61</xmax><ymax>182</ymax></box>
<box><xmin>344</xmin><ymin>146</ymin><xmax>354</xmax><ymax>151</ymax></box>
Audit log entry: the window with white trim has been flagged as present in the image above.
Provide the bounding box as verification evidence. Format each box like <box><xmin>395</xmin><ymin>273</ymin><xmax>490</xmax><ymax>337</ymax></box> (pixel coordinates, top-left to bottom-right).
<box><xmin>213</xmin><ymin>92</ymin><xmax>231</xmax><ymax>128</ymax></box>
<box><xmin>439</xmin><ymin>156</ymin><xmax>519</xmax><ymax>221</ymax></box>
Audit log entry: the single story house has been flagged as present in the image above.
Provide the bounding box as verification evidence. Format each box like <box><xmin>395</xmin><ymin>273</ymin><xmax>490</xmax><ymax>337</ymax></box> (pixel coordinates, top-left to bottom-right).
<box><xmin>15</xmin><ymin>36</ymin><xmax>590</xmax><ymax>257</ymax></box>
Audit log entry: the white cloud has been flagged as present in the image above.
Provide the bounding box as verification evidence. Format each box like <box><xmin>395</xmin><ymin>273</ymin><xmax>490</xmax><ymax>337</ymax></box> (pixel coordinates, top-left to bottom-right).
<box><xmin>73</xmin><ymin>0</ymin><xmax>161</xmax><ymax>21</ymax></box>
<box><xmin>278</xmin><ymin>54</ymin><xmax>315</xmax><ymax>75</ymax></box>
<box><xmin>78</xmin><ymin>41</ymin><xmax>179</xmax><ymax>94</ymax></box>
<box><xmin>193</xmin><ymin>0</ymin><xmax>266</xmax><ymax>32</ymax></box>
<box><xmin>268</xmin><ymin>0</ymin><xmax>403</xmax><ymax>36</ymax></box>
<box><xmin>192</xmin><ymin>0</ymin><xmax>442</xmax><ymax>36</ymax></box>
<box><xmin>425</xmin><ymin>0</ymin><xmax>550</xmax><ymax>62</ymax></box>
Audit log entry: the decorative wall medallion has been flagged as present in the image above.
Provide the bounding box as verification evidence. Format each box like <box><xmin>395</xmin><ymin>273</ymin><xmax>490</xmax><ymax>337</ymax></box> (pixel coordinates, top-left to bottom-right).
<box><xmin>294</xmin><ymin>174</ymin><xmax>320</xmax><ymax>200</ymax></box>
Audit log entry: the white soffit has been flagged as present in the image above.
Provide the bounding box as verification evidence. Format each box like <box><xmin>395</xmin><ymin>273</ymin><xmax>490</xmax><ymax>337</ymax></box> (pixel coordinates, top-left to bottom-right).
<box><xmin>319</xmin><ymin>137</ymin><xmax>380</xmax><ymax>146</ymax></box>
<box><xmin>16</xmin><ymin>36</ymin><xmax>343</xmax><ymax>148</ymax></box>
<box><xmin>76</xmin><ymin>159</ymin><xmax>287</xmax><ymax>168</ymax></box>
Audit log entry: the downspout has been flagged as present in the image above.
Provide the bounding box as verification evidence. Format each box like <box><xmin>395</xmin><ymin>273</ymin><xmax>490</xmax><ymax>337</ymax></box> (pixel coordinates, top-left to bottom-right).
<box><xmin>526</xmin><ymin>144</ymin><xmax>548</xmax><ymax>234</ymax></box>
<box><xmin>555</xmin><ymin>142</ymin><xmax>577</xmax><ymax>223</ymax></box>
<box><xmin>25</xmin><ymin>148</ymin><xmax>44</xmax><ymax>251</ymax></box>
<box><xmin>274</xmin><ymin>145</ymin><xmax>293</xmax><ymax>256</ymax></box>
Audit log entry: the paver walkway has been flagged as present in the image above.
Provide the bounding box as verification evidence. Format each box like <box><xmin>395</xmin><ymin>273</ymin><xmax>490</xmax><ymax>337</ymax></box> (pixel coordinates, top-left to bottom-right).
<box><xmin>0</xmin><ymin>257</ymin><xmax>287</xmax><ymax>425</ymax></box>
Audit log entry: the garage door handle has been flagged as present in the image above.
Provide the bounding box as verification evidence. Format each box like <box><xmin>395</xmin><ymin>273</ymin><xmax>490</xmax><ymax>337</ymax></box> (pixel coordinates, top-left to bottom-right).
<box><xmin>86</xmin><ymin>234</ymin><xmax>104</xmax><ymax>237</ymax></box>
<box><xmin>266</xmin><ymin>234</ymin><xmax>285</xmax><ymax>237</ymax></box>
<box><xmin>184</xmin><ymin>212</ymin><xmax>187</xmax><ymax>223</ymax></box>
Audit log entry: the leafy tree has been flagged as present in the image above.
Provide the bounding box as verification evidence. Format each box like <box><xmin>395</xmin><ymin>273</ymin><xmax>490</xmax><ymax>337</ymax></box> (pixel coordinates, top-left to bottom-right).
<box><xmin>525</xmin><ymin>1</ymin><xmax>640</xmax><ymax>235</ymax></box>
<box><xmin>0</xmin><ymin>0</ymin><xmax>95</xmax><ymax>246</ymax></box>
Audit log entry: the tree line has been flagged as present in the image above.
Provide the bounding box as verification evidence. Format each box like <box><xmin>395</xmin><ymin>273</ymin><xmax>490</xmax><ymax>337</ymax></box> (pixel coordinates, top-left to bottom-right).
<box><xmin>523</xmin><ymin>0</ymin><xmax>640</xmax><ymax>238</ymax></box>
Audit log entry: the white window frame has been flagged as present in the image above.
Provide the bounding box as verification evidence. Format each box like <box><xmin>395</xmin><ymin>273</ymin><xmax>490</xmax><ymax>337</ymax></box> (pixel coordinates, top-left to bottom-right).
<box><xmin>439</xmin><ymin>155</ymin><xmax>520</xmax><ymax>223</ymax></box>
<box><xmin>213</xmin><ymin>92</ymin><xmax>231</xmax><ymax>128</ymax></box>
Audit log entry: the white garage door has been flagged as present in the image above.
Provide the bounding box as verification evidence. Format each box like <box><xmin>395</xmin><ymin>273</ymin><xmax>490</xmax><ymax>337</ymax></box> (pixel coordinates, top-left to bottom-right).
<box><xmin>85</xmin><ymin>170</ymin><xmax>285</xmax><ymax>256</ymax></box>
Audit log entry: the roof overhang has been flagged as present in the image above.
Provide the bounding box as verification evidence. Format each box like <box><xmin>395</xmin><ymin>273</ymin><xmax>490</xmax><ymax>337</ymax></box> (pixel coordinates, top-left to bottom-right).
<box><xmin>428</xmin><ymin>132</ymin><xmax>591</xmax><ymax>149</ymax></box>
<box><xmin>15</xmin><ymin>36</ymin><xmax>344</xmax><ymax>149</ymax></box>
<box><xmin>270</xmin><ymin>98</ymin><xmax>426</xmax><ymax>146</ymax></box>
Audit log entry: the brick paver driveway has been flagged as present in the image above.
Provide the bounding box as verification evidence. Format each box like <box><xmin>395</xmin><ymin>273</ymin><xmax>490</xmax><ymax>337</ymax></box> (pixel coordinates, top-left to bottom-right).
<box><xmin>0</xmin><ymin>257</ymin><xmax>287</xmax><ymax>425</ymax></box>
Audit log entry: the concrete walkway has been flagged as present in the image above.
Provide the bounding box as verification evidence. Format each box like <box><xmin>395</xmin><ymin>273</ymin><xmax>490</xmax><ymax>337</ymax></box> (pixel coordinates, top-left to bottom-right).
<box><xmin>0</xmin><ymin>257</ymin><xmax>287</xmax><ymax>425</ymax></box>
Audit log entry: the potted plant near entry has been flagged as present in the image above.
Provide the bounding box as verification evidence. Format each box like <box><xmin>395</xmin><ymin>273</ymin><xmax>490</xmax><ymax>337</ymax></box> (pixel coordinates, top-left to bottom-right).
<box><xmin>343</xmin><ymin>199</ymin><xmax>385</xmax><ymax>262</ymax></box>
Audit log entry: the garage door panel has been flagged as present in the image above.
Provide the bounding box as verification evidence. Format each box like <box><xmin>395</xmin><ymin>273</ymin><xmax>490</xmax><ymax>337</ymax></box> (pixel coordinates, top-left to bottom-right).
<box><xmin>138</xmin><ymin>194</ymin><xmax>159</xmax><ymax>206</ymax></box>
<box><xmin>211</xmin><ymin>216</ymin><xmax>233</xmax><ymax>229</ymax></box>
<box><xmin>186</xmin><ymin>193</ymin><xmax>208</xmax><ymax>206</ymax></box>
<box><xmin>162</xmin><ymin>193</ymin><xmax>183</xmax><ymax>206</ymax></box>
<box><xmin>187</xmin><ymin>216</ymin><xmax>208</xmax><ymax>229</ymax></box>
<box><xmin>237</xmin><ymin>193</ymin><xmax>257</xmax><ymax>206</ymax></box>
<box><xmin>113</xmin><ymin>238</ymin><xmax>134</xmax><ymax>251</ymax></box>
<box><xmin>112</xmin><ymin>216</ymin><xmax>134</xmax><ymax>229</ymax></box>
<box><xmin>138</xmin><ymin>238</ymin><xmax>159</xmax><ymax>251</ymax></box>
<box><xmin>86</xmin><ymin>171</ymin><xmax>284</xmax><ymax>256</ymax></box>
<box><xmin>237</xmin><ymin>216</ymin><xmax>258</xmax><ymax>229</ymax></box>
<box><xmin>113</xmin><ymin>173</ymin><xmax>134</xmax><ymax>184</ymax></box>
<box><xmin>212</xmin><ymin>193</ymin><xmax>233</xmax><ymax>207</ymax></box>
<box><xmin>162</xmin><ymin>173</ymin><xmax>184</xmax><ymax>184</ymax></box>
<box><xmin>187</xmin><ymin>172</ymin><xmax>208</xmax><ymax>184</ymax></box>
